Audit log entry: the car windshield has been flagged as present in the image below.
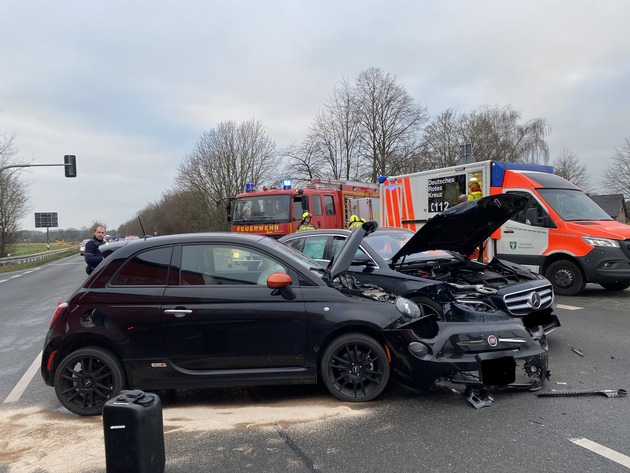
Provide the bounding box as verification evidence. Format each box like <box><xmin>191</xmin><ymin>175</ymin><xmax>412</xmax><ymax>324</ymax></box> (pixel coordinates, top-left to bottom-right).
<box><xmin>259</xmin><ymin>236</ymin><xmax>326</xmax><ymax>278</ymax></box>
<box><xmin>232</xmin><ymin>195</ymin><xmax>291</xmax><ymax>223</ymax></box>
<box><xmin>538</xmin><ymin>188</ymin><xmax>613</xmax><ymax>221</ymax></box>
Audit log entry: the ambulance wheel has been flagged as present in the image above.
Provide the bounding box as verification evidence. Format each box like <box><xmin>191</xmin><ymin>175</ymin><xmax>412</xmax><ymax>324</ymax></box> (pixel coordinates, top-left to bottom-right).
<box><xmin>545</xmin><ymin>260</ymin><xmax>585</xmax><ymax>296</ymax></box>
<box><xmin>599</xmin><ymin>281</ymin><xmax>630</xmax><ymax>291</ymax></box>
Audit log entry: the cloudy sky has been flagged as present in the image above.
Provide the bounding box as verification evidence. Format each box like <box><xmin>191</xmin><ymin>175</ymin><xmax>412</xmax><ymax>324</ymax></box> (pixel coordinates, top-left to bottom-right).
<box><xmin>2</xmin><ymin>0</ymin><xmax>629</xmax><ymax>232</ymax></box>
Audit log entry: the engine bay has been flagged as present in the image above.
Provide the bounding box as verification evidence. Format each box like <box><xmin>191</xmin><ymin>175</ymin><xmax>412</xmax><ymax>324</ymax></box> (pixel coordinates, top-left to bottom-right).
<box><xmin>395</xmin><ymin>253</ymin><xmax>539</xmax><ymax>290</ymax></box>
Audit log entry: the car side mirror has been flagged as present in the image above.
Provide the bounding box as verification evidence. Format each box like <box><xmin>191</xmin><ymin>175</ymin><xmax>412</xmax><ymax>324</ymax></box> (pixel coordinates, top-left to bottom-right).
<box><xmin>267</xmin><ymin>273</ymin><xmax>296</xmax><ymax>300</ymax></box>
<box><xmin>351</xmin><ymin>254</ymin><xmax>374</xmax><ymax>266</ymax></box>
<box><xmin>226</xmin><ymin>199</ymin><xmax>233</xmax><ymax>222</ymax></box>
<box><xmin>267</xmin><ymin>272</ymin><xmax>292</xmax><ymax>288</ymax></box>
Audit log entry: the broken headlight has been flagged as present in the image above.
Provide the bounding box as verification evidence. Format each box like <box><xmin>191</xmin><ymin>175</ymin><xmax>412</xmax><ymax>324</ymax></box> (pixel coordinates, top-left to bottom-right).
<box><xmin>395</xmin><ymin>297</ymin><xmax>421</xmax><ymax>318</ymax></box>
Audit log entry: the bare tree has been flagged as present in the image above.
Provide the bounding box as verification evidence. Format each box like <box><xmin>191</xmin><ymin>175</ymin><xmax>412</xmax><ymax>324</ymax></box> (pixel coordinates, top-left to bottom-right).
<box><xmin>553</xmin><ymin>149</ymin><xmax>590</xmax><ymax>190</ymax></box>
<box><xmin>417</xmin><ymin>109</ymin><xmax>462</xmax><ymax>170</ymax></box>
<box><xmin>303</xmin><ymin>78</ymin><xmax>365</xmax><ymax>180</ymax></box>
<box><xmin>176</xmin><ymin>119</ymin><xmax>277</xmax><ymax>230</ymax></box>
<box><xmin>601</xmin><ymin>137</ymin><xmax>630</xmax><ymax>199</ymax></box>
<box><xmin>283</xmin><ymin>141</ymin><xmax>325</xmax><ymax>181</ymax></box>
<box><xmin>353</xmin><ymin>67</ymin><xmax>427</xmax><ymax>181</ymax></box>
<box><xmin>459</xmin><ymin>105</ymin><xmax>550</xmax><ymax>164</ymax></box>
<box><xmin>0</xmin><ymin>131</ymin><xmax>31</xmax><ymax>257</ymax></box>
<box><xmin>117</xmin><ymin>187</ymin><xmax>215</xmax><ymax>236</ymax></box>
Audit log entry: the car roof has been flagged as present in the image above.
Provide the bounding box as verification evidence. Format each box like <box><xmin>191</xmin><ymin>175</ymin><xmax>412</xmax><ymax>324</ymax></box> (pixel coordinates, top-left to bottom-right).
<box><xmin>97</xmin><ymin>232</ymin><xmax>272</xmax><ymax>258</ymax></box>
<box><xmin>280</xmin><ymin>227</ymin><xmax>412</xmax><ymax>239</ymax></box>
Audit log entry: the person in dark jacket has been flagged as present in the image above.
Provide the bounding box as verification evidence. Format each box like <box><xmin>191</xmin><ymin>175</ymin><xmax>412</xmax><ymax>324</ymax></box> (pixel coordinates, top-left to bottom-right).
<box><xmin>84</xmin><ymin>225</ymin><xmax>106</xmax><ymax>274</ymax></box>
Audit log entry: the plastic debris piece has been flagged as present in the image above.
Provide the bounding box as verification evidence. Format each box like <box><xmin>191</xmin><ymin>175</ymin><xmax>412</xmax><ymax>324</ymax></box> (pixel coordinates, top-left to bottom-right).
<box><xmin>465</xmin><ymin>387</ymin><xmax>494</xmax><ymax>408</ymax></box>
<box><xmin>570</xmin><ymin>347</ymin><xmax>584</xmax><ymax>356</ymax></box>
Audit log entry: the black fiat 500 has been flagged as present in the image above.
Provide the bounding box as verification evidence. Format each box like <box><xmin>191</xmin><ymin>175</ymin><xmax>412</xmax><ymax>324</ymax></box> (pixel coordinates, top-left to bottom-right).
<box><xmin>42</xmin><ymin>222</ymin><xmax>549</xmax><ymax>415</ymax></box>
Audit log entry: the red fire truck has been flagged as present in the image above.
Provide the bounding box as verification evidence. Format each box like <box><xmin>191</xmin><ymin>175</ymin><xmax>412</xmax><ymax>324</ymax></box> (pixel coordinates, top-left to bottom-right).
<box><xmin>229</xmin><ymin>179</ymin><xmax>380</xmax><ymax>237</ymax></box>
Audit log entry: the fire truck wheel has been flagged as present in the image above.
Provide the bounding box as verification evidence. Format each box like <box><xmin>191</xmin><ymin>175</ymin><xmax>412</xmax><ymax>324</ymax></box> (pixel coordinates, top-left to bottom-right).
<box><xmin>545</xmin><ymin>260</ymin><xmax>585</xmax><ymax>296</ymax></box>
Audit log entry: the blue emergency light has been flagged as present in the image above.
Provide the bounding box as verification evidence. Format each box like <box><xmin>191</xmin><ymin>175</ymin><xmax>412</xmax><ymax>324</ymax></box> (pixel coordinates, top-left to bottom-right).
<box><xmin>282</xmin><ymin>179</ymin><xmax>292</xmax><ymax>190</ymax></box>
<box><xmin>245</xmin><ymin>183</ymin><xmax>255</xmax><ymax>192</ymax></box>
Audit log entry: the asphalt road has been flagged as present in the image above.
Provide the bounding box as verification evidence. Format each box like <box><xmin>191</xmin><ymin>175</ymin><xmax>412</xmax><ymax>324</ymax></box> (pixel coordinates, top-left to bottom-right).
<box><xmin>1</xmin><ymin>254</ymin><xmax>629</xmax><ymax>473</ymax></box>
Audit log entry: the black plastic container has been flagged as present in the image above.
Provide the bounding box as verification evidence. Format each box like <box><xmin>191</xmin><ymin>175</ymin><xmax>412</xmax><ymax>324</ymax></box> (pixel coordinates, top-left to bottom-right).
<box><xmin>103</xmin><ymin>390</ymin><xmax>165</xmax><ymax>473</ymax></box>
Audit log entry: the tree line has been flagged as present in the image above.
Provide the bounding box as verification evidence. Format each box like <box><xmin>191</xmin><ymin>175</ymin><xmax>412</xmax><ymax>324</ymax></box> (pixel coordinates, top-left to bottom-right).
<box><xmin>2</xmin><ymin>67</ymin><xmax>630</xmax><ymax>252</ymax></box>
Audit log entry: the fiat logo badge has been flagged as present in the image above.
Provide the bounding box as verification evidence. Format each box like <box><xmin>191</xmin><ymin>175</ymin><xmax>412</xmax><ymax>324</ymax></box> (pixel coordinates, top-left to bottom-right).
<box><xmin>487</xmin><ymin>335</ymin><xmax>498</xmax><ymax>347</ymax></box>
<box><xmin>529</xmin><ymin>292</ymin><xmax>542</xmax><ymax>309</ymax></box>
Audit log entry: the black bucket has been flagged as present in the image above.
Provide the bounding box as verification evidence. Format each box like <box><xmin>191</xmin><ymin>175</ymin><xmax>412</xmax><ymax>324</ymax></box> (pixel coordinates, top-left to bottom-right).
<box><xmin>103</xmin><ymin>389</ymin><xmax>165</xmax><ymax>473</ymax></box>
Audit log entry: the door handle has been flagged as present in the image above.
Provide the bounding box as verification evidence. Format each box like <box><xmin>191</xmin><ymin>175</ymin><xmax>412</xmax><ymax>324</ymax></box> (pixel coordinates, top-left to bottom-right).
<box><xmin>503</xmin><ymin>230</ymin><xmax>514</xmax><ymax>234</ymax></box>
<box><xmin>164</xmin><ymin>309</ymin><xmax>193</xmax><ymax>318</ymax></box>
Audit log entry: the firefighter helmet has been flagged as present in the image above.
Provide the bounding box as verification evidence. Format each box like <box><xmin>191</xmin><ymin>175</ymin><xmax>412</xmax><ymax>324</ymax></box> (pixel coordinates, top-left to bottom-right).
<box><xmin>301</xmin><ymin>211</ymin><xmax>312</xmax><ymax>219</ymax></box>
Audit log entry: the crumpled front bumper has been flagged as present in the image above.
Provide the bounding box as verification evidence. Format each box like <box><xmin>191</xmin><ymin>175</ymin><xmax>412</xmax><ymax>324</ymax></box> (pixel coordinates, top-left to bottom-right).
<box><xmin>383</xmin><ymin>318</ymin><xmax>548</xmax><ymax>391</ymax></box>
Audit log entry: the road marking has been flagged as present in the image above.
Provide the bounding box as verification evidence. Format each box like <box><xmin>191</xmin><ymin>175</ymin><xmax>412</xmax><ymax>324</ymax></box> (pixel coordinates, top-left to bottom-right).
<box><xmin>4</xmin><ymin>352</ymin><xmax>42</xmax><ymax>403</ymax></box>
<box><xmin>0</xmin><ymin>267</ymin><xmax>42</xmax><ymax>284</ymax></box>
<box><xmin>557</xmin><ymin>304</ymin><xmax>583</xmax><ymax>311</ymax></box>
<box><xmin>571</xmin><ymin>438</ymin><xmax>630</xmax><ymax>468</ymax></box>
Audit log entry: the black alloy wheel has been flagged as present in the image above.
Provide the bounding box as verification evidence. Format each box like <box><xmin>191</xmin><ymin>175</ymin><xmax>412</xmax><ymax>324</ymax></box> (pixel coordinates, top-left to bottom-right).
<box><xmin>321</xmin><ymin>333</ymin><xmax>390</xmax><ymax>402</ymax></box>
<box><xmin>54</xmin><ymin>347</ymin><xmax>126</xmax><ymax>416</ymax></box>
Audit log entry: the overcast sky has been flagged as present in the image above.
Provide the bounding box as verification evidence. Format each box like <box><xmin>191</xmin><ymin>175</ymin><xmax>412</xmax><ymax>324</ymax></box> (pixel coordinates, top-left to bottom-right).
<box><xmin>2</xmin><ymin>0</ymin><xmax>629</xmax><ymax>232</ymax></box>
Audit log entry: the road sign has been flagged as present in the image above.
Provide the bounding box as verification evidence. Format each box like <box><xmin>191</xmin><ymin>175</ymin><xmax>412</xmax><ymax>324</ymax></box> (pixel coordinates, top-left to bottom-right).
<box><xmin>35</xmin><ymin>212</ymin><xmax>58</xmax><ymax>228</ymax></box>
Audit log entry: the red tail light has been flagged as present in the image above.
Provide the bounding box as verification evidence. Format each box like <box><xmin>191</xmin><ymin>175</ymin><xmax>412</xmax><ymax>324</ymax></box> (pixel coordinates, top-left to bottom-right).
<box><xmin>50</xmin><ymin>302</ymin><xmax>68</xmax><ymax>328</ymax></box>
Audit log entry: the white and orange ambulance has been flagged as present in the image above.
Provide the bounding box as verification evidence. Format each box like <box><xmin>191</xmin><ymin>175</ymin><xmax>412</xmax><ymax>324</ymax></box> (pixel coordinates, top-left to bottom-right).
<box><xmin>380</xmin><ymin>160</ymin><xmax>630</xmax><ymax>296</ymax></box>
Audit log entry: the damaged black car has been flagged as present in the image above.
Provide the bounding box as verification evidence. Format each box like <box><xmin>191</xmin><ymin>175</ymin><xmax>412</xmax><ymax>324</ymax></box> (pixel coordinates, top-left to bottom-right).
<box><xmin>281</xmin><ymin>194</ymin><xmax>560</xmax><ymax>338</ymax></box>
<box><xmin>41</xmin><ymin>213</ymin><xmax>550</xmax><ymax>416</ymax></box>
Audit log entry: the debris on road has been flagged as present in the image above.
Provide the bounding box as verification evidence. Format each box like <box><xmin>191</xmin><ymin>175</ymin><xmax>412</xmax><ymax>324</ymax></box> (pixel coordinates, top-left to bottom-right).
<box><xmin>570</xmin><ymin>347</ymin><xmax>585</xmax><ymax>357</ymax></box>
<box><xmin>537</xmin><ymin>389</ymin><xmax>627</xmax><ymax>398</ymax></box>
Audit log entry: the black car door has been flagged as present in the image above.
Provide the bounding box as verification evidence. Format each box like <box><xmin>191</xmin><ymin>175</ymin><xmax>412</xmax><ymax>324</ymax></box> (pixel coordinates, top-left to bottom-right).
<box><xmin>161</xmin><ymin>243</ymin><xmax>307</xmax><ymax>370</ymax></box>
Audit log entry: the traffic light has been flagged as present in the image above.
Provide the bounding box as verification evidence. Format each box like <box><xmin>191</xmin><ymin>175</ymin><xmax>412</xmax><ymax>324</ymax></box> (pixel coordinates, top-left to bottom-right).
<box><xmin>64</xmin><ymin>155</ymin><xmax>77</xmax><ymax>178</ymax></box>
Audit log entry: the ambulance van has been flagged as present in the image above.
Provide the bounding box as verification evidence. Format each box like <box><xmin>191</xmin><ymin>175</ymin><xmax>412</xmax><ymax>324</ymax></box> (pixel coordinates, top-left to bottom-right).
<box><xmin>380</xmin><ymin>160</ymin><xmax>630</xmax><ymax>295</ymax></box>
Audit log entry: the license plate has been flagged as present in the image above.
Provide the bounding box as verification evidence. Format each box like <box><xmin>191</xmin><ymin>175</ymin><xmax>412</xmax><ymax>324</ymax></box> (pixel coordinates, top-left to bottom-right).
<box><xmin>480</xmin><ymin>356</ymin><xmax>516</xmax><ymax>386</ymax></box>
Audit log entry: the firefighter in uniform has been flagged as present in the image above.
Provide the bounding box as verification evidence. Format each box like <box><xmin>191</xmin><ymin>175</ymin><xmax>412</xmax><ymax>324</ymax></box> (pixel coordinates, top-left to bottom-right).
<box><xmin>468</xmin><ymin>181</ymin><xmax>483</xmax><ymax>201</ymax></box>
<box><xmin>296</xmin><ymin>211</ymin><xmax>316</xmax><ymax>232</ymax></box>
<box><xmin>348</xmin><ymin>214</ymin><xmax>365</xmax><ymax>229</ymax></box>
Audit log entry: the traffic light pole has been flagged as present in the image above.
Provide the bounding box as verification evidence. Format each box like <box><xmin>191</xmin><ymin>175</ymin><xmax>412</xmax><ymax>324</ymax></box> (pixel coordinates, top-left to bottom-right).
<box><xmin>0</xmin><ymin>163</ymin><xmax>59</xmax><ymax>172</ymax></box>
<box><xmin>0</xmin><ymin>155</ymin><xmax>77</xmax><ymax>177</ymax></box>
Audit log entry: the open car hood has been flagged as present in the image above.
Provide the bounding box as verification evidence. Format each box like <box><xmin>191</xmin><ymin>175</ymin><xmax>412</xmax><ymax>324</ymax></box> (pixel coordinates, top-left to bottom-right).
<box><xmin>324</xmin><ymin>221</ymin><xmax>378</xmax><ymax>282</ymax></box>
<box><xmin>391</xmin><ymin>193</ymin><xmax>528</xmax><ymax>263</ymax></box>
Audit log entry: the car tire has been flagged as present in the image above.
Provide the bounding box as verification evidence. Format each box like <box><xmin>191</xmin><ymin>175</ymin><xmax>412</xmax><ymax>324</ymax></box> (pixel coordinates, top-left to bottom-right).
<box><xmin>410</xmin><ymin>296</ymin><xmax>444</xmax><ymax>318</ymax></box>
<box><xmin>599</xmin><ymin>281</ymin><xmax>630</xmax><ymax>291</ymax></box>
<box><xmin>545</xmin><ymin>260</ymin><xmax>586</xmax><ymax>296</ymax></box>
<box><xmin>321</xmin><ymin>333</ymin><xmax>390</xmax><ymax>402</ymax></box>
<box><xmin>54</xmin><ymin>347</ymin><xmax>126</xmax><ymax>416</ymax></box>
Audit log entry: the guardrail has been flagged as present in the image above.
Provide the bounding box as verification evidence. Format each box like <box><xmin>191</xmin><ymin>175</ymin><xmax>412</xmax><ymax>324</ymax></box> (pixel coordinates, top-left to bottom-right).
<box><xmin>0</xmin><ymin>248</ymin><xmax>76</xmax><ymax>269</ymax></box>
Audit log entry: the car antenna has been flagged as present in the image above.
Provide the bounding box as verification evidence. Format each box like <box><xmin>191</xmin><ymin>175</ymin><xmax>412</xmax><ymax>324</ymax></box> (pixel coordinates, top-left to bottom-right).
<box><xmin>138</xmin><ymin>216</ymin><xmax>147</xmax><ymax>239</ymax></box>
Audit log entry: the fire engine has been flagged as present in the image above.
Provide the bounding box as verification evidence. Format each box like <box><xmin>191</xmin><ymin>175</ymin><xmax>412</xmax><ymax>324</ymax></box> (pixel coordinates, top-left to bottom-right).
<box><xmin>229</xmin><ymin>179</ymin><xmax>380</xmax><ymax>237</ymax></box>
